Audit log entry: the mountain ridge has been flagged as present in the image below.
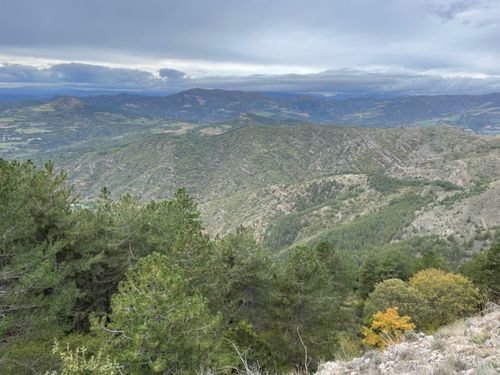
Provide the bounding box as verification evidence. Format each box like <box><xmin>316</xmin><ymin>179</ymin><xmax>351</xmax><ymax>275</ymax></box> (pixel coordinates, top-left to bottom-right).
<box><xmin>2</xmin><ymin>88</ymin><xmax>500</xmax><ymax>132</ymax></box>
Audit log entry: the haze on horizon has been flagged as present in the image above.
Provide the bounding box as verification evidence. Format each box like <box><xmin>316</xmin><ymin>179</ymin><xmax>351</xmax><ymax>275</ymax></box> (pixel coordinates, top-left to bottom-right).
<box><xmin>1</xmin><ymin>0</ymin><xmax>499</xmax><ymax>97</ymax></box>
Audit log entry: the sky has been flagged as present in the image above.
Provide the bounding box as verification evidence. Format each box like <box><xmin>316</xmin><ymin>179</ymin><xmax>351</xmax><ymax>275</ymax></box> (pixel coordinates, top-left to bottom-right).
<box><xmin>1</xmin><ymin>0</ymin><xmax>499</xmax><ymax>96</ymax></box>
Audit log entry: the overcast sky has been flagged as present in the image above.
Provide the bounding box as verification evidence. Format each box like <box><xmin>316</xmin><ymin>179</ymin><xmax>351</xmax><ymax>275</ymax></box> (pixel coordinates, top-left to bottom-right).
<box><xmin>1</xmin><ymin>0</ymin><xmax>499</xmax><ymax>95</ymax></box>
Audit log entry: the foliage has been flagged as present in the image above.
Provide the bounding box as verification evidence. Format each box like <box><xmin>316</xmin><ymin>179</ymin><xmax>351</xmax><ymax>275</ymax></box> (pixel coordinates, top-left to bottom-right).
<box><xmin>363</xmin><ymin>279</ymin><xmax>430</xmax><ymax>330</ymax></box>
<box><xmin>68</xmin><ymin>187</ymin><xmax>206</xmax><ymax>331</ymax></box>
<box><xmin>97</xmin><ymin>252</ymin><xmax>234</xmax><ymax>373</ymax></box>
<box><xmin>359</xmin><ymin>248</ymin><xmax>414</xmax><ymax>297</ymax></box>
<box><xmin>0</xmin><ymin>336</ymin><xmax>60</xmax><ymax>374</ymax></box>
<box><xmin>264</xmin><ymin>213</ymin><xmax>302</xmax><ymax>251</ymax></box>
<box><xmin>320</xmin><ymin>193</ymin><xmax>433</xmax><ymax>253</ymax></box>
<box><xmin>46</xmin><ymin>341</ymin><xmax>121</xmax><ymax>375</ymax></box>
<box><xmin>411</xmin><ymin>251</ymin><xmax>450</xmax><ymax>274</ymax></box>
<box><xmin>362</xmin><ymin>307</ymin><xmax>416</xmax><ymax>350</ymax></box>
<box><xmin>379</xmin><ymin>235</ymin><xmax>460</xmax><ymax>267</ymax></box>
<box><xmin>461</xmin><ymin>244</ymin><xmax>500</xmax><ymax>302</ymax></box>
<box><xmin>368</xmin><ymin>174</ymin><xmax>423</xmax><ymax>193</ymax></box>
<box><xmin>208</xmin><ymin>228</ymin><xmax>278</xmax><ymax>365</ymax></box>
<box><xmin>295</xmin><ymin>179</ymin><xmax>340</xmax><ymax>210</ymax></box>
<box><xmin>315</xmin><ymin>241</ymin><xmax>358</xmax><ymax>301</ymax></box>
<box><xmin>265</xmin><ymin>244</ymin><xmax>346</xmax><ymax>370</ymax></box>
<box><xmin>409</xmin><ymin>269</ymin><xmax>481</xmax><ymax>329</ymax></box>
<box><xmin>0</xmin><ymin>159</ymin><xmax>79</xmax><ymax>371</ymax></box>
<box><xmin>431</xmin><ymin>180</ymin><xmax>463</xmax><ymax>191</ymax></box>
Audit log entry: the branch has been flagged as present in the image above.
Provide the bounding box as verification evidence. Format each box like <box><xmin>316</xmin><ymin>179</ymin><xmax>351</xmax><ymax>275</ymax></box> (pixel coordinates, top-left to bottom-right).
<box><xmin>296</xmin><ymin>325</ymin><xmax>309</xmax><ymax>374</ymax></box>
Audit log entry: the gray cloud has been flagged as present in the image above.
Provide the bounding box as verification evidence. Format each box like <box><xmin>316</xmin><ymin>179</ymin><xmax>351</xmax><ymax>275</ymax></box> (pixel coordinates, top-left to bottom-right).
<box><xmin>432</xmin><ymin>0</ymin><xmax>479</xmax><ymax>21</ymax></box>
<box><xmin>0</xmin><ymin>64</ymin><xmax>46</xmax><ymax>82</ymax></box>
<box><xmin>159</xmin><ymin>69</ymin><xmax>186</xmax><ymax>80</ymax></box>
<box><xmin>0</xmin><ymin>1</ymin><xmax>499</xmax><ymax>94</ymax></box>
<box><xmin>430</xmin><ymin>0</ymin><xmax>499</xmax><ymax>27</ymax></box>
<box><xmin>192</xmin><ymin>70</ymin><xmax>500</xmax><ymax>96</ymax></box>
<box><xmin>1</xmin><ymin>62</ymin><xmax>499</xmax><ymax>96</ymax></box>
<box><xmin>0</xmin><ymin>63</ymin><xmax>160</xmax><ymax>88</ymax></box>
<box><xmin>50</xmin><ymin>63</ymin><xmax>157</xmax><ymax>86</ymax></box>
<box><xmin>0</xmin><ymin>1</ymin><xmax>499</xmax><ymax>74</ymax></box>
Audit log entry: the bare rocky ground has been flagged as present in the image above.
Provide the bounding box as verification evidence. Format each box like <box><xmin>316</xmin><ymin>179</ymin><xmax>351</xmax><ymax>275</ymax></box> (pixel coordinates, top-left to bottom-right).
<box><xmin>317</xmin><ymin>304</ymin><xmax>499</xmax><ymax>375</ymax></box>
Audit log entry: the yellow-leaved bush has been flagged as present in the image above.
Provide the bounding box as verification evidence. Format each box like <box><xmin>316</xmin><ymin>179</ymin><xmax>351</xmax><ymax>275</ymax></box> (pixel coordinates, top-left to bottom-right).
<box><xmin>362</xmin><ymin>307</ymin><xmax>416</xmax><ymax>350</ymax></box>
<box><xmin>409</xmin><ymin>268</ymin><xmax>480</xmax><ymax>329</ymax></box>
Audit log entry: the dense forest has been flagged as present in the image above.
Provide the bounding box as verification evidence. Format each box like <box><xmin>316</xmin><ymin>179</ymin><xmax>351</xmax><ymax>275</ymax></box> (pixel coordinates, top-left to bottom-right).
<box><xmin>0</xmin><ymin>159</ymin><xmax>498</xmax><ymax>374</ymax></box>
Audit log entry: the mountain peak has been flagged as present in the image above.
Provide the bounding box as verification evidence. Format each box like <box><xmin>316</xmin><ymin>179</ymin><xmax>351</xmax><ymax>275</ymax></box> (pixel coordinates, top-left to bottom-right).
<box><xmin>28</xmin><ymin>95</ymin><xmax>86</xmax><ymax>112</ymax></box>
<box><xmin>48</xmin><ymin>96</ymin><xmax>86</xmax><ymax>110</ymax></box>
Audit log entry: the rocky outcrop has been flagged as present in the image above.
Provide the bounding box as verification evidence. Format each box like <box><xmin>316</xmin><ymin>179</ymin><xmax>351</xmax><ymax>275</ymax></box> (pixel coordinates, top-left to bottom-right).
<box><xmin>317</xmin><ymin>304</ymin><xmax>499</xmax><ymax>375</ymax></box>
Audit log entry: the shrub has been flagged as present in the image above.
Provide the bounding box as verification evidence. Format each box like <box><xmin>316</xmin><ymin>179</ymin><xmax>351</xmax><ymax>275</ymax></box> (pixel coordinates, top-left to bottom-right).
<box><xmin>409</xmin><ymin>268</ymin><xmax>480</xmax><ymax>329</ymax></box>
<box><xmin>364</xmin><ymin>278</ymin><xmax>431</xmax><ymax>330</ymax></box>
<box><xmin>46</xmin><ymin>341</ymin><xmax>121</xmax><ymax>375</ymax></box>
<box><xmin>362</xmin><ymin>307</ymin><xmax>416</xmax><ymax>350</ymax></box>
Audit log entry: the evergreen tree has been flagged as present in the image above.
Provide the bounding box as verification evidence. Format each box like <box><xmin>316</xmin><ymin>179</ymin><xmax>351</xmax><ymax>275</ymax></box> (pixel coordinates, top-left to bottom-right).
<box><xmin>461</xmin><ymin>244</ymin><xmax>500</xmax><ymax>302</ymax></box>
<box><xmin>0</xmin><ymin>160</ymin><xmax>78</xmax><ymax>372</ymax></box>
<box><xmin>268</xmin><ymin>245</ymin><xmax>340</xmax><ymax>370</ymax></box>
<box><xmin>95</xmin><ymin>252</ymin><xmax>234</xmax><ymax>373</ymax></box>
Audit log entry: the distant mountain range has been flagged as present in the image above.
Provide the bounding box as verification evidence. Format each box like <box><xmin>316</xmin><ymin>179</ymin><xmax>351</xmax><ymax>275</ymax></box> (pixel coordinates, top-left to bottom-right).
<box><xmin>2</xmin><ymin>88</ymin><xmax>500</xmax><ymax>133</ymax></box>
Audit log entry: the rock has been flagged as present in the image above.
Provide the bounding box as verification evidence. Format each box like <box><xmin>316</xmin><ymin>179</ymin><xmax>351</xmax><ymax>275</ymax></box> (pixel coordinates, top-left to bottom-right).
<box><xmin>316</xmin><ymin>304</ymin><xmax>500</xmax><ymax>375</ymax></box>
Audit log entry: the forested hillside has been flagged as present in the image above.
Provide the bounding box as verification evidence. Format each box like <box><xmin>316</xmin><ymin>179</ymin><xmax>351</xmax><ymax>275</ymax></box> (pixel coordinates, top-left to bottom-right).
<box><xmin>0</xmin><ymin>159</ymin><xmax>498</xmax><ymax>374</ymax></box>
<box><xmin>45</xmin><ymin>124</ymin><xmax>500</xmax><ymax>257</ymax></box>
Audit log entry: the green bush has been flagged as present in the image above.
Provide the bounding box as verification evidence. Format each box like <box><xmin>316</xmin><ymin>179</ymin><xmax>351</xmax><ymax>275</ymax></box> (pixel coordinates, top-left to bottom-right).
<box><xmin>364</xmin><ymin>279</ymin><xmax>431</xmax><ymax>330</ymax></box>
<box><xmin>409</xmin><ymin>269</ymin><xmax>480</xmax><ymax>329</ymax></box>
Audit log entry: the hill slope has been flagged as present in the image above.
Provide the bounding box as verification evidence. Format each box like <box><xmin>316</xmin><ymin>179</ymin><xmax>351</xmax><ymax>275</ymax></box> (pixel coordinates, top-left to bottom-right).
<box><xmin>45</xmin><ymin>124</ymin><xmax>500</xmax><ymax>255</ymax></box>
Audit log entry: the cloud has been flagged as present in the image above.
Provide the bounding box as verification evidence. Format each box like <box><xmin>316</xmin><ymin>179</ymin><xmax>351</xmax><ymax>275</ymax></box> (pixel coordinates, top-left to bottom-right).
<box><xmin>0</xmin><ymin>63</ymin><xmax>161</xmax><ymax>89</ymax></box>
<box><xmin>191</xmin><ymin>69</ymin><xmax>500</xmax><ymax>96</ymax></box>
<box><xmin>430</xmin><ymin>0</ymin><xmax>500</xmax><ymax>27</ymax></box>
<box><xmin>432</xmin><ymin>0</ymin><xmax>479</xmax><ymax>21</ymax></box>
<box><xmin>158</xmin><ymin>68</ymin><xmax>187</xmax><ymax>80</ymax></box>
<box><xmin>0</xmin><ymin>64</ymin><xmax>45</xmax><ymax>82</ymax></box>
<box><xmin>0</xmin><ymin>0</ymin><xmax>499</xmax><ymax>77</ymax></box>
<box><xmin>1</xmin><ymin>62</ymin><xmax>499</xmax><ymax>96</ymax></box>
<box><xmin>0</xmin><ymin>1</ymin><xmax>499</xmax><ymax>95</ymax></box>
<box><xmin>50</xmin><ymin>63</ymin><xmax>160</xmax><ymax>87</ymax></box>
